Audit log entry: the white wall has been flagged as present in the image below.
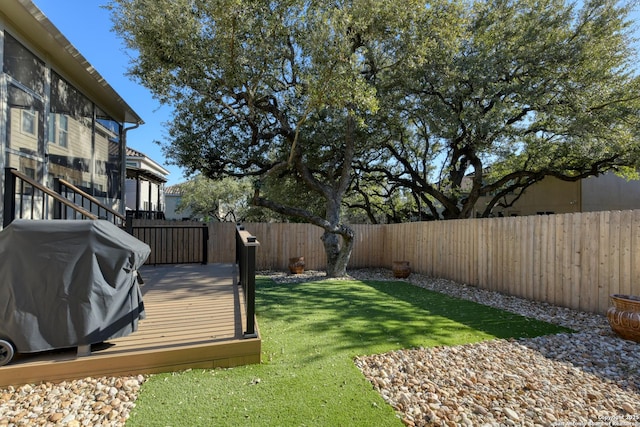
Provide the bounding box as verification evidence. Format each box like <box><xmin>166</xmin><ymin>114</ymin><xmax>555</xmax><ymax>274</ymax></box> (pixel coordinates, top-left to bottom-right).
<box><xmin>125</xmin><ymin>179</ymin><xmax>163</xmax><ymax>211</ymax></box>
<box><xmin>164</xmin><ymin>194</ymin><xmax>195</xmax><ymax>220</ymax></box>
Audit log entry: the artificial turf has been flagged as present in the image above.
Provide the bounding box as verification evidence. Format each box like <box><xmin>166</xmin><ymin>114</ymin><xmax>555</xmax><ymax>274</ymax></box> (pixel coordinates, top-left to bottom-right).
<box><xmin>126</xmin><ymin>277</ymin><xmax>571</xmax><ymax>426</ymax></box>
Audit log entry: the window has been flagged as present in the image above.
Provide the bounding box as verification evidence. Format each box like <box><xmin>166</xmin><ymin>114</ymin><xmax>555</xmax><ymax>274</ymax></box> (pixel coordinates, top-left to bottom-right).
<box><xmin>8</xmin><ymin>84</ymin><xmax>43</xmax><ymax>154</ymax></box>
<box><xmin>21</xmin><ymin>110</ymin><xmax>36</xmax><ymax>135</ymax></box>
<box><xmin>48</xmin><ymin>114</ymin><xmax>69</xmax><ymax>147</ymax></box>
<box><xmin>22</xmin><ymin>167</ymin><xmax>36</xmax><ymax>195</ymax></box>
<box><xmin>3</xmin><ymin>33</ymin><xmax>46</xmax><ymax>95</ymax></box>
<box><xmin>24</xmin><ymin>167</ymin><xmax>35</xmax><ymax>179</ymax></box>
<box><xmin>48</xmin><ymin>114</ymin><xmax>55</xmax><ymax>143</ymax></box>
<box><xmin>58</xmin><ymin>115</ymin><xmax>68</xmax><ymax>147</ymax></box>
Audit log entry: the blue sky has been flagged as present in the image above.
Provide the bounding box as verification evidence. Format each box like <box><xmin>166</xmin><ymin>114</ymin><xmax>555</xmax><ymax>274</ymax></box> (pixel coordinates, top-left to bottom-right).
<box><xmin>33</xmin><ymin>0</ymin><xmax>186</xmax><ymax>186</ymax></box>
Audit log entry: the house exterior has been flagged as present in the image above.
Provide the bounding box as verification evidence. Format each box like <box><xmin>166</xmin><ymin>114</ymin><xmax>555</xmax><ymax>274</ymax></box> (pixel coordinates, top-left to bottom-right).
<box><xmin>0</xmin><ymin>0</ymin><xmax>142</xmax><ymax>227</ymax></box>
<box><xmin>125</xmin><ymin>147</ymin><xmax>169</xmax><ymax>219</ymax></box>
<box><xmin>473</xmin><ymin>172</ymin><xmax>640</xmax><ymax>217</ymax></box>
<box><xmin>163</xmin><ymin>183</ymin><xmax>193</xmax><ymax>220</ymax></box>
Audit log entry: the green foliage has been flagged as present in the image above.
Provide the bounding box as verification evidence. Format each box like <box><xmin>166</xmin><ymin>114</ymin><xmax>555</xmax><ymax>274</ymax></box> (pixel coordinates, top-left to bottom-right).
<box><xmin>174</xmin><ymin>174</ymin><xmax>252</xmax><ymax>221</ymax></box>
<box><xmin>127</xmin><ymin>277</ymin><xmax>570</xmax><ymax>426</ymax></box>
<box><xmin>107</xmin><ymin>0</ymin><xmax>435</xmax><ymax>176</ymax></box>
<box><xmin>107</xmin><ymin>0</ymin><xmax>456</xmax><ymax>274</ymax></box>
<box><xmin>357</xmin><ymin>0</ymin><xmax>640</xmax><ymax>220</ymax></box>
<box><xmin>109</xmin><ymin>0</ymin><xmax>640</xmax><ymax>230</ymax></box>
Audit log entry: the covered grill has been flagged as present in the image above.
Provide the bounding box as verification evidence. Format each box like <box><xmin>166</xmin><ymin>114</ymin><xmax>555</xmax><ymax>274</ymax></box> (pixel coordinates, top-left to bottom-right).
<box><xmin>0</xmin><ymin>220</ymin><xmax>150</xmax><ymax>366</ymax></box>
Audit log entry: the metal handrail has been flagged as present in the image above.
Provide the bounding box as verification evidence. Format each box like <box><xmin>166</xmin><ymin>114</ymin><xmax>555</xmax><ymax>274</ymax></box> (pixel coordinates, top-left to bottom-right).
<box><xmin>56</xmin><ymin>178</ymin><xmax>126</xmax><ymax>224</ymax></box>
<box><xmin>236</xmin><ymin>224</ymin><xmax>259</xmax><ymax>338</ymax></box>
<box><xmin>3</xmin><ymin>168</ymin><xmax>97</xmax><ymax>227</ymax></box>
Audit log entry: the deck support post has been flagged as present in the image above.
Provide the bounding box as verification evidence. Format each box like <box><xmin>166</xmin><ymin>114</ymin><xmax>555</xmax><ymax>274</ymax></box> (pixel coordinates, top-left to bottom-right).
<box><xmin>236</xmin><ymin>225</ymin><xmax>259</xmax><ymax>339</ymax></box>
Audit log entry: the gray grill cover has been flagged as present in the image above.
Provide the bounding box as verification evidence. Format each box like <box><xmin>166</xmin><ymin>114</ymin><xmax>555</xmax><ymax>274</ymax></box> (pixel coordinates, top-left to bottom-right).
<box><xmin>0</xmin><ymin>220</ymin><xmax>150</xmax><ymax>353</ymax></box>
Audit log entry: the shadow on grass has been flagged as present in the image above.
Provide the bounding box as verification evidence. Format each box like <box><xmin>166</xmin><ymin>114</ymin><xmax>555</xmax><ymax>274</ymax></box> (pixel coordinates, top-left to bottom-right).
<box><xmin>126</xmin><ymin>277</ymin><xmax>575</xmax><ymax>427</ymax></box>
<box><xmin>256</xmin><ymin>277</ymin><xmax>571</xmax><ymax>359</ymax></box>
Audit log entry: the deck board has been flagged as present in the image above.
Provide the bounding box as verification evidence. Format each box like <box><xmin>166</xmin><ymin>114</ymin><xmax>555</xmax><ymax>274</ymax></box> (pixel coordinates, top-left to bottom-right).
<box><xmin>0</xmin><ymin>263</ymin><xmax>260</xmax><ymax>387</ymax></box>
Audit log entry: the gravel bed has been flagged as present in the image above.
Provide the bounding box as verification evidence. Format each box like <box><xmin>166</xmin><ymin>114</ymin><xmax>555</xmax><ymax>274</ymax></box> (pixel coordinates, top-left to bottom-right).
<box><xmin>265</xmin><ymin>268</ymin><xmax>640</xmax><ymax>426</ymax></box>
<box><xmin>0</xmin><ymin>376</ymin><xmax>144</xmax><ymax>427</ymax></box>
<box><xmin>1</xmin><ymin>269</ymin><xmax>638</xmax><ymax>426</ymax></box>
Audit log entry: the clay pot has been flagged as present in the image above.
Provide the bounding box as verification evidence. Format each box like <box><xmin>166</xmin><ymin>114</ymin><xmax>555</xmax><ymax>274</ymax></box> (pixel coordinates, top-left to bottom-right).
<box><xmin>607</xmin><ymin>294</ymin><xmax>640</xmax><ymax>343</ymax></box>
<box><xmin>392</xmin><ymin>261</ymin><xmax>411</xmax><ymax>278</ymax></box>
<box><xmin>288</xmin><ymin>256</ymin><xmax>305</xmax><ymax>274</ymax></box>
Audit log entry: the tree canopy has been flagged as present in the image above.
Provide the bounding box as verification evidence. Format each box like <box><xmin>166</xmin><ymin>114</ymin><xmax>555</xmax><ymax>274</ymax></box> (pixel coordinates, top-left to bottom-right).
<box><xmin>109</xmin><ymin>0</ymin><xmax>451</xmax><ymax>276</ymax></box>
<box><xmin>356</xmin><ymin>0</ymin><xmax>640</xmax><ymax>221</ymax></box>
<box><xmin>108</xmin><ymin>0</ymin><xmax>640</xmax><ymax>276</ymax></box>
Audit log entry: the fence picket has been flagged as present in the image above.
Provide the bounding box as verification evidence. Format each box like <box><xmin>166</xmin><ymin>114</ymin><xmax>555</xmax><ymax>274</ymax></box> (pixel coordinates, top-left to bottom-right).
<box><xmin>632</xmin><ymin>210</ymin><xmax>640</xmax><ymax>298</ymax></box>
<box><xmin>619</xmin><ymin>210</ymin><xmax>632</xmax><ymax>299</ymax></box>
<box><xmin>561</xmin><ymin>214</ymin><xmax>573</xmax><ymax>307</ymax></box>
<box><xmin>609</xmin><ymin>211</ymin><xmax>622</xmax><ymax>308</ymax></box>
<box><xmin>582</xmin><ymin>213</ymin><xmax>599</xmax><ymax>313</ymax></box>
<box><xmin>137</xmin><ymin>210</ymin><xmax>640</xmax><ymax>314</ymax></box>
<box><xmin>553</xmin><ymin>214</ymin><xmax>564</xmax><ymax>306</ymax></box>
<box><xmin>571</xmin><ymin>213</ymin><xmax>582</xmax><ymax>310</ymax></box>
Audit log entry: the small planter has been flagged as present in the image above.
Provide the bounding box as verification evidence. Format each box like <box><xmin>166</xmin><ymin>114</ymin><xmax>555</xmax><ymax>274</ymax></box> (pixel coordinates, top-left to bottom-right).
<box><xmin>288</xmin><ymin>256</ymin><xmax>305</xmax><ymax>274</ymax></box>
<box><xmin>392</xmin><ymin>261</ymin><xmax>411</xmax><ymax>279</ymax></box>
<box><xmin>607</xmin><ymin>294</ymin><xmax>640</xmax><ymax>342</ymax></box>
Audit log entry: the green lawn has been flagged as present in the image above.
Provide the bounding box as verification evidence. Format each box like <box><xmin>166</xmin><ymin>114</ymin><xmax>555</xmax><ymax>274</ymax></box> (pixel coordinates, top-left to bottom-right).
<box><xmin>126</xmin><ymin>277</ymin><xmax>571</xmax><ymax>426</ymax></box>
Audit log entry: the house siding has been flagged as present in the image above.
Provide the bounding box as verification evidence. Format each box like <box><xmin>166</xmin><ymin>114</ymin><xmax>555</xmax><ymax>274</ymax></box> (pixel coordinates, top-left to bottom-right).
<box><xmin>0</xmin><ymin>1</ymin><xmax>141</xmax><ymax>226</ymax></box>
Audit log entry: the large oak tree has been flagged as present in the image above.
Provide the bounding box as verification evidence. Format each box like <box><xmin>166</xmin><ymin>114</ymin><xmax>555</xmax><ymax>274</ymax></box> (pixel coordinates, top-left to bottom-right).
<box><xmin>108</xmin><ymin>0</ymin><xmax>452</xmax><ymax>276</ymax></box>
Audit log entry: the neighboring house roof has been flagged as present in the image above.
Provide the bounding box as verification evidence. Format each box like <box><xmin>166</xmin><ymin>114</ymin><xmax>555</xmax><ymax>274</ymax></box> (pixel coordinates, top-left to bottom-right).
<box><xmin>126</xmin><ymin>147</ymin><xmax>170</xmax><ymax>184</ymax></box>
<box><xmin>165</xmin><ymin>184</ymin><xmax>186</xmax><ymax>196</ymax></box>
<box><xmin>125</xmin><ymin>147</ymin><xmax>147</xmax><ymax>158</ymax></box>
<box><xmin>4</xmin><ymin>0</ymin><xmax>142</xmax><ymax>125</ymax></box>
<box><xmin>126</xmin><ymin>167</ymin><xmax>168</xmax><ymax>184</ymax></box>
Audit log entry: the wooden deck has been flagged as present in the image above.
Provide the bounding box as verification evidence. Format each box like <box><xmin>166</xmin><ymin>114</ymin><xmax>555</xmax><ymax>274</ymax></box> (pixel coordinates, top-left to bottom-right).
<box><xmin>0</xmin><ymin>263</ymin><xmax>261</xmax><ymax>387</ymax></box>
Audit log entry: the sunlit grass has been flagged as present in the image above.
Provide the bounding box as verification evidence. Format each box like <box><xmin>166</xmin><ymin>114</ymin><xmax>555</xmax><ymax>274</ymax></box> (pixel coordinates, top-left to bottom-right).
<box><xmin>127</xmin><ymin>278</ymin><xmax>571</xmax><ymax>426</ymax></box>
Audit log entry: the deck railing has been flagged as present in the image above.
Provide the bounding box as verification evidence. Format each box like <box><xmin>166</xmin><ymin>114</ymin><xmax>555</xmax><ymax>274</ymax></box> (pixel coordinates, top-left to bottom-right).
<box><xmin>3</xmin><ymin>168</ymin><xmax>97</xmax><ymax>227</ymax></box>
<box><xmin>126</xmin><ymin>210</ymin><xmax>166</xmax><ymax>220</ymax></box>
<box><xmin>126</xmin><ymin>220</ymin><xmax>209</xmax><ymax>265</ymax></box>
<box><xmin>54</xmin><ymin>178</ymin><xmax>126</xmax><ymax>226</ymax></box>
<box><xmin>3</xmin><ymin>168</ymin><xmax>127</xmax><ymax>228</ymax></box>
<box><xmin>236</xmin><ymin>225</ymin><xmax>259</xmax><ymax>338</ymax></box>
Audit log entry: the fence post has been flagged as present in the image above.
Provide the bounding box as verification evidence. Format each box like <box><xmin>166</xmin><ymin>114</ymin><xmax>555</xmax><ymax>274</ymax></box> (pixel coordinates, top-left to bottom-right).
<box><xmin>125</xmin><ymin>211</ymin><xmax>133</xmax><ymax>235</ymax></box>
<box><xmin>3</xmin><ymin>168</ymin><xmax>17</xmax><ymax>228</ymax></box>
<box><xmin>202</xmin><ymin>225</ymin><xmax>209</xmax><ymax>265</ymax></box>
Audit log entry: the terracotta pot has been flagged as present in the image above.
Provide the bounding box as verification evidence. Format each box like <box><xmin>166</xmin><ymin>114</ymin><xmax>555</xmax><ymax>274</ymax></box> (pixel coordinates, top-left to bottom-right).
<box><xmin>392</xmin><ymin>261</ymin><xmax>411</xmax><ymax>278</ymax></box>
<box><xmin>288</xmin><ymin>256</ymin><xmax>305</xmax><ymax>274</ymax></box>
<box><xmin>607</xmin><ymin>294</ymin><xmax>640</xmax><ymax>343</ymax></box>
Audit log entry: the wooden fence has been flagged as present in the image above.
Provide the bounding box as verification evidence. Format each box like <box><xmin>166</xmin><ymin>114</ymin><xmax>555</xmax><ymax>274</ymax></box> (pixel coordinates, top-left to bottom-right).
<box><xmin>136</xmin><ymin>210</ymin><xmax>640</xmax><ymax>314</ymax></box>
<box><xmin>376</xmin><ymin>213</ymin><xmax>640</xmax><ymax>315</ymax></box>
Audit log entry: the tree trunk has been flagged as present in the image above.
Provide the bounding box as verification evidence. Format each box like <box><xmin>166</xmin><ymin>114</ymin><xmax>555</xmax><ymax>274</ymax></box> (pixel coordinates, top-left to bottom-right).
<box><xmin>251</xmin><ymin>191</ymin><xmax>355</xmax><ymax>277</ymax></box>
<box><xmin>321</xmin><ymin>228</ymin><xmax>354</xmax><ymax>277</ymax></box>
